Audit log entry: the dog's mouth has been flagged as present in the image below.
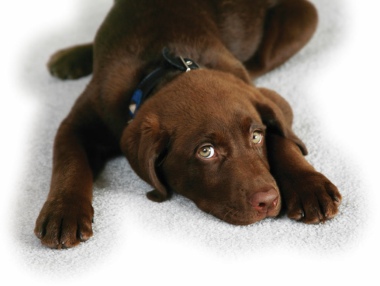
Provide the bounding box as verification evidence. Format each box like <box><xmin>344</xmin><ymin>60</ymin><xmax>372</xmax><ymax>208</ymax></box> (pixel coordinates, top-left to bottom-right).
<box><xmin>195</xmin><ymin>195</ymin><xmax>282</xmax><ymax>225</ymax></box>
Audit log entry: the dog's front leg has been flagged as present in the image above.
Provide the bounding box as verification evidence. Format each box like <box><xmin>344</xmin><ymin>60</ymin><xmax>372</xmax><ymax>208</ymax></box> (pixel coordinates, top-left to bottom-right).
<box><xmin>34</xmin><ymin>118</ymin><xmax>95</xmax><ymax>249</ymax></box>
<box><xmin>266</xmin><ymin>133</ymin><xmax>342</xmax><ymax>224</ymax></box>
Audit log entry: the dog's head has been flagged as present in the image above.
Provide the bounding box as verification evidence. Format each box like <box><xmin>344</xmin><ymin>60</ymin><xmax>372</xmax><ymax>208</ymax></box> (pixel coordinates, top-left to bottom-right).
<box><xmin>121</xmin><ymin>69</ymin><xmax>306</xmax><ymax>225</ymax></box>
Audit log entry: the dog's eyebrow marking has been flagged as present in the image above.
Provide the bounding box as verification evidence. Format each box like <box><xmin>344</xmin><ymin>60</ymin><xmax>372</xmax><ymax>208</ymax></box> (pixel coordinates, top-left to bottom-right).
<box><xmin>199</xmin><ymin>132</ymin><xmax>225</xmax><ymax>145</ymax></box>
<box><xmin>240</xmin><ymin>116</ymin><xmax>265</xmax><ymax>133</ymax></box>
<box><xmin>250</xmin><ymin>123</ymin><xmax>266</xmax><ymax>131</ymax></box>
<box><xmin>191</xmin><ymin>132</ymin><xmax>230</xmax><ymax>152</ymax></box>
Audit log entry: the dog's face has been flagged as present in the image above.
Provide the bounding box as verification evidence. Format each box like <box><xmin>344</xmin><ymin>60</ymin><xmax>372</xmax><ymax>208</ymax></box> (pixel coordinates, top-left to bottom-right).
<box><xmin>122</xmin><ymin>70</ymin><xmax>303</xmax><ymax>225</ymax></box>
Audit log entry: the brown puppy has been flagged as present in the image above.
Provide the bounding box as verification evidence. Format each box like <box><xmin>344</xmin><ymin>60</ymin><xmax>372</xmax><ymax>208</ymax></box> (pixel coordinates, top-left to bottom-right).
<box><xmin>35</xmin><ymin>0</ymin><xmax>342</xmax><ymax>249</ymax></box>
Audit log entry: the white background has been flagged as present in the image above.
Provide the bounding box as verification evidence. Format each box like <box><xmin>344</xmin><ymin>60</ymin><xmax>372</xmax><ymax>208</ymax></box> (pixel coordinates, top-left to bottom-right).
<box><xmin>1</xmin><ymin>0</ymin><xmax>379</xmax><ymax>285</ymax></box>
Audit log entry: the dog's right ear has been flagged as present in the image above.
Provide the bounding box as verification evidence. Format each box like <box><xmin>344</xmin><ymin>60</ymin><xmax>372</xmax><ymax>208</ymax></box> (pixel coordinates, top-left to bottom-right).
<box><xmin>253</xmin><ymin>88</ymin><xmax>308</xmax><ymax>155</ymax></box>
<box><xmin>121</xmin><ymin>114</ymin><xmax>170</xmax><ymax>202</ymax></box>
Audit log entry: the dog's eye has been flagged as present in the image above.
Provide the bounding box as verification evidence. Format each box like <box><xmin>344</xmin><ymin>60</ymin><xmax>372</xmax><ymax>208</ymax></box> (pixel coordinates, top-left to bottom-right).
<box><xmin>252</xmin><ymin>131</ymin><xmax>263</xmax><ymax>144</ymax></box>
<box><xmin>198</xmin><ymin>145</ymin><xmax>215</xmax><ymax>159</ymax></box>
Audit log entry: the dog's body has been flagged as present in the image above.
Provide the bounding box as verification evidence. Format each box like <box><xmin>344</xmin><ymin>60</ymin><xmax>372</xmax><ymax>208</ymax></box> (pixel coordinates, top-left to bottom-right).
<box><xmin>35</xmin><ymin>0</ymin><xmax>341</xmax><ymax>249</ymax></box>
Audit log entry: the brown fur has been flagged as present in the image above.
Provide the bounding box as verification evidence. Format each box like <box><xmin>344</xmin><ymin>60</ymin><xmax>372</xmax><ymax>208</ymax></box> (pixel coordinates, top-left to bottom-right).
<box><xmin>35</xmin><ymin>0</ymin><xmax>341</xmax><ymax>249</ymax></box>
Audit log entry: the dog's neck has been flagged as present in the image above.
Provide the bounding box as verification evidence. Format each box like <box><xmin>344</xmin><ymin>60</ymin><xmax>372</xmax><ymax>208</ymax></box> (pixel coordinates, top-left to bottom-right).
<box><xmin>128</xmin><ymin>48</ymin><xmax>199</xmax><ymax>119</ymax></box>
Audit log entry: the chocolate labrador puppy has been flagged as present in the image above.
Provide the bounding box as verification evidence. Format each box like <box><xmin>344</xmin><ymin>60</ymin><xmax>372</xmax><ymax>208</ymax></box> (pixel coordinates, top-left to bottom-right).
<box><xmin>35</xmin><ymin>0</ymin><xmax>342</xmax><ymax>249</ymax></box>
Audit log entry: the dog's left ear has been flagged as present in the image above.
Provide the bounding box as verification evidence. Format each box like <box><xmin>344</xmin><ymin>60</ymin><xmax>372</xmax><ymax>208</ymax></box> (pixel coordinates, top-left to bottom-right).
<box><xmin>253</xmin><ymin>88</ymin><xmax>308</xmax><ymax>155</ymax></box>
<box><xmin>122</xmin><ymin>114</ymin><xmax>170</xmax><ymax>202</ymax></box>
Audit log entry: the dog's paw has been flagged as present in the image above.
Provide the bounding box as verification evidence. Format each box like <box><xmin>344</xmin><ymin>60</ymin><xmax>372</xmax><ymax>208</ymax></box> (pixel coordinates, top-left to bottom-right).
<box><xmin>282</xmin><ymin>171</ymin><xmax>342</xmax><ymax>224</ymax></box>
<box><xmin>34</xmin><ymin>197</ymin><xmax>94</xmax><ymax>249</ymax></box>
<box><xmin>47</xmin><ymin>45</ymin><xmax>93</xmax><ymax>80</ymax></box>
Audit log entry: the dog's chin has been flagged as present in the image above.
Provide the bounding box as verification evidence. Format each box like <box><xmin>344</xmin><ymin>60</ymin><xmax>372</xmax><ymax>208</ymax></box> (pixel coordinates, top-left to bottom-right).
<box><xmin>195</xmin><ymin>200</ymin><xmax>282</xmax><ymax>225</ymax></box>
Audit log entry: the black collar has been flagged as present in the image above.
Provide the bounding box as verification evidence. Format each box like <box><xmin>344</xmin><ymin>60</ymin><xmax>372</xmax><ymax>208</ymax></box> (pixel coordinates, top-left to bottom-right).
<box><xmin>128</xmin><ymin>48</ymin><xmax>199</xmax><ymax>119</ymax></box>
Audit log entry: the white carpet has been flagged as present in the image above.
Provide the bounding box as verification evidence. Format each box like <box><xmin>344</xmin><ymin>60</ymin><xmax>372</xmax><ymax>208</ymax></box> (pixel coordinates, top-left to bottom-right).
<box><xmin>2</xmin><ymin>0</ymin><xmax>379</xmax><ymax>285</ymax></box>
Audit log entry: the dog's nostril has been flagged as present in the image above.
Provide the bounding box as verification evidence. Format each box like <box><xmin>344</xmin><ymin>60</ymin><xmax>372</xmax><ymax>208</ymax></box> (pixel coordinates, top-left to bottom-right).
<box><xmin>250</xmin><ymin>189</ymin><xmax>278</xmax><ymax>213</ymax></box>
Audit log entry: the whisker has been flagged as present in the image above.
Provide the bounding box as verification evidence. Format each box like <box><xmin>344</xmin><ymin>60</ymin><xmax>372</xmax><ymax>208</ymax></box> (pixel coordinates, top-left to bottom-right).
<box><xmin>222</xmin><ymin>207</ymin><xmax>235</xmax><ymax>221</ymax></box>
<box><xmin>207</xmin><ymin>200</ymin><xmax>228</xmax><ymax>216</ymax></box>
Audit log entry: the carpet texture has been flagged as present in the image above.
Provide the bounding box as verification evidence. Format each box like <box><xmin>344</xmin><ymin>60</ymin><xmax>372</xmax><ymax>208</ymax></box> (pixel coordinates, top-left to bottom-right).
<box><xmin>5</xmin><ymin>0</ymin><xmax>375</xmax><ymax>284</ymax></box>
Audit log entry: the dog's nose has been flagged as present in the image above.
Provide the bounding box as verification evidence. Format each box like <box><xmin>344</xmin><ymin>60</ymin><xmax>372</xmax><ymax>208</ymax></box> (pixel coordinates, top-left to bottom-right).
<box><xmin>250</xmin><ymin>189</ymin><xmax>279</xmax><ymax>213</ymax></box>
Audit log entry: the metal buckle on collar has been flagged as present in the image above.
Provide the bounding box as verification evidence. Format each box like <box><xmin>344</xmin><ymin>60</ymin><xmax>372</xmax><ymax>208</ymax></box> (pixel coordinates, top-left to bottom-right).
<box><xmin>179</xmin><ymin>56</ymin><xmax>193</xmax><ymax>72</ymax></box>
<box><xmin>162</xmin><ymin>47</ymin><xmax>199</xmax><ymax>71</ymax></box>
<box><xmin>128</xmin><ymin>48</ymin><xmax>199</xmax><ymax>121</ymax></box>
